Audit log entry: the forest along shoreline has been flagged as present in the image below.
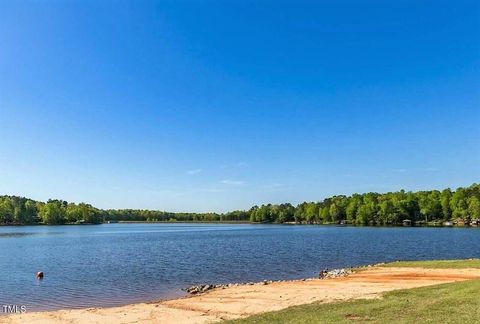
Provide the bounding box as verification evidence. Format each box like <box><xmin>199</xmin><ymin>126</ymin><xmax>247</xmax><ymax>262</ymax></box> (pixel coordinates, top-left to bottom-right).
<box><xmin>3</xmin><ymin>259</ymin><xmax>480</xmax><ymax>324</ymax></box>
<box><xmin>1</xmin><ymin>183</ymin><xmax>479</xmax><ymax>226</ymax></box>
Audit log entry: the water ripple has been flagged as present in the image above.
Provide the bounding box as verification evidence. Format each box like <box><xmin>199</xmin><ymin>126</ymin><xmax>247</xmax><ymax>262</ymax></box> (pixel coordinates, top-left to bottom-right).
<box><xmin>1</xmin><ymin>224</ymin><xmax>479</xmax><ymax>311</ymax></box>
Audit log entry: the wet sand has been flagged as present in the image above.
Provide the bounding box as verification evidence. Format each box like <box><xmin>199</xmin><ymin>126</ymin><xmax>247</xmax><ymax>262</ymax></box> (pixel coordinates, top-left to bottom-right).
<box><xmin>3</xmin><ymin>266</ymin><xmax>480</xmax><ymax>324</ymax></box>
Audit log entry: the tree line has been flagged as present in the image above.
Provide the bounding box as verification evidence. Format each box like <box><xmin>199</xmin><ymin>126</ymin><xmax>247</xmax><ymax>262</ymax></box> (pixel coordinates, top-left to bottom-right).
<box><xmin>250</xmin><ymin>184</ymin><xmax>480</xmax><ymax>225</ymax></box>
<box><xmin>0</xmin><ymin>183</ymin><xmax>479</xmax><ymax>225</ymax></box>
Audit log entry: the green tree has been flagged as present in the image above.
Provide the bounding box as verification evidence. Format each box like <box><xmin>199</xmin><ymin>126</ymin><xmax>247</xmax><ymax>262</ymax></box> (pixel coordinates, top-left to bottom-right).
<box><xmin>0</xmin><ymin>198</ymin><xmax>14</xmax><ymax>223</ymax></box>
<box><xmin>441</xmin><ymin>189</ymin><xmax>452</xmax><ymax>220</ymax></box>
<box><xmin>39</xmin><ymin>201</ymin><xmax>66</xmax><ymax>225</ymax></box>
<box><xmin>451</xmin><ymin>188</ymin><xmax>468</xmax><ymax>220</ymax></box>
<box><xmin>249</xmin><ymin>205</ymin><xmax>259</xmax><ymax>222</ymax></box>
<box><xmin>346</xmin><ymin>197</ymin><xmax>361</xmax><ymax>224</ymax></box>
<box><xmin>329</xmin><ymin>204</ymin><xmax>340</xmax><ymax>223</ymax></box>
<box><xmin>66</xmin><ymin>203</ymin><xmax>103</xmax><ymax>224</ymax></box>
<box><xmin>467</xmin><ymin>196</ymin><xmax>480</xmax><ymax>220</ymax></box>
<box><xmin>419</xmin><ymin>191</ymin><xmax>442</xmax><ymax>222</ymax></box>
<box><xmin>66</xmin><ymin>203</ymin><xmax>80</xmax><ymax>223</ymax></box>
<box><xmin>305</xmin><ymin>203</ymin><xmax>318</xmax><ymax>223</ymax></box>
<box><xmin>277</xmin><ymin>203</ymin><xmax>295</xmax><ymax>223</ymax></box>
<box><xmin>319</xmin><ymin>206</ymin><xmax>332</xmax><ymax>223</ymax></box>
<box><xmin>356</xmin><ymin>204</ymin><xmax>371</xmax><ymax>225</ymax></box>
<box><xmin>23</xmin><ymin>200</ymin><xmax>38</xmax><ymax>224</ymax></box>
<box><xmin>379</xmin><ymin>199</ymin><xmax>396</xmax><ymax>225</ymax></box>
<box><xmin>294</xmin><ymin>203</ymin><xmax>307</xmax><ymax>223</ymax></box>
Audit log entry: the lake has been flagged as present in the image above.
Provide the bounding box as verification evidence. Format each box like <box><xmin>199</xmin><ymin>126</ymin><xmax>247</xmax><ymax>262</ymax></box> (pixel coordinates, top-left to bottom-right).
<box><xmin>1</xmin><ymin>223</ymin><xmax>479</xmax><ymax>311</ymax></box>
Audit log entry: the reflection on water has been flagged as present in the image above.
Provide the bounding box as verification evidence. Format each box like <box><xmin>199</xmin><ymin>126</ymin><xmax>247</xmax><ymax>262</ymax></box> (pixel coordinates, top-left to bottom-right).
<box><xmin>0</xmin><ymin>232</ymin><xmax>36</xmax><ymax>238</ymax></box>
<box><xmin>0</xmin><ymin>223</ymin><xmax>479</xmax><ymax>311</ymax></box>
<box><xmin>0</xmin><ymin>231</ymin><xmax>63</xmax><ymax>238</ymax></box>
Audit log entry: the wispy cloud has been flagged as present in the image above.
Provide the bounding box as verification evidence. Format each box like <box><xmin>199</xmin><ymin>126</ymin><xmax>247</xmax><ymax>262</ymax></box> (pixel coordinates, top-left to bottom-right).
<box><xmin>221</xmin><ymin>179</ymin><xmax>245</xmax><ymax>186</ymax></box>
<box><xmin>186</xmin><ymin>169</ymin><xmax>202</xmax><ymax>175</ymax></box>
<box><xmin>391</xmin><ymin>167</ymin><xmax>440</xmax><ymax>173</ymax></box>
<box><xmin>202</xmin><ymin>188</ymin><xmax>226</xmax><ymax>193</ymax></box>
<box><xmin>219</xmin><ymin>161</ymin><xmax>248</xmax><ymax>169</ymax></box>
<box><xmin>261</xmin><ymin>183</ymin><xmax>287</xmax><ymax>190</ymax></box>
<box><xmin>340</xmin><ymin>173</ymin><xmax>369</xmax><ymax>179</ymax></box>
<box><xmin>420</xmin><ymin>167</ymin><xmax>440</xmax><ymax>172</ymax></box>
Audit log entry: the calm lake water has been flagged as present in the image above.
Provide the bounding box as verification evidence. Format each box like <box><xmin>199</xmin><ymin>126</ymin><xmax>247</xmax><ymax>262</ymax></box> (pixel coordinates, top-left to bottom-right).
<box><xmin>1</xmin><ymin>223</ymin><xmax>479</xmax><ymax>311</ymax></box>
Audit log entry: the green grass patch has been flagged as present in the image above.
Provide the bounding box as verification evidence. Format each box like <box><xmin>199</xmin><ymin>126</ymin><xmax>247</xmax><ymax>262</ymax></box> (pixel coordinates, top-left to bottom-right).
<box><xmin>381</xmin><ymin>259</ymin><xmax>480</xmax><ymax>269</ymax></box>
<box><xmin>228</xmin><ymin>280</ymin><xmax>480</xmax><ymax>323</ymax></box>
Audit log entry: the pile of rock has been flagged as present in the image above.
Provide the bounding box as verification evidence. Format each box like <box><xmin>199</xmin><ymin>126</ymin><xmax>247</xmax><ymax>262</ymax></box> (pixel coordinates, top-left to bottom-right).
<box><xmin>318</xmin><ymin>268</ymin><xmax>351</xmax><ymax>279</ymax></box>
<box><xmin>183</xmin><ymin>280</ymin><xmax>277</xmax><ymax>295</ymax></box>
<box><xmin>183</xmin><ymin>269</ymin><xmax>353</xmax><ymax>295</ymax></box>
<box><xmin>183</xmin><ymin>284</ymin><xmax>216</xmax><ymax>294</ymax></box>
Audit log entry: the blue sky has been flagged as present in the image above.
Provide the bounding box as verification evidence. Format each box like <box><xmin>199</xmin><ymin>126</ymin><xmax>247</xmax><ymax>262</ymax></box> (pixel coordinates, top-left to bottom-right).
<box><xmin>0</xmin><ymin>0</ymin><xmax>479</xmax><ymax>212</ymax></box>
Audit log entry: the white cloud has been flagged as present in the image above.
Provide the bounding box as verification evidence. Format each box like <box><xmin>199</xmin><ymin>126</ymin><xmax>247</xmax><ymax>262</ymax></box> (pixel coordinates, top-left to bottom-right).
<box><xmin>219</xmin><ymin>161</ymin><xmax>248</xmax><ymax>169</ymax></box>
<box><xmin>221</xmin><ymin>179</ymin><xmax>245</xmax><ymax>186</ymax></box>
<box><xmin>186</xmin><ymin>169</ymin><xmax>202</xmax><ymax>175</ymax></box>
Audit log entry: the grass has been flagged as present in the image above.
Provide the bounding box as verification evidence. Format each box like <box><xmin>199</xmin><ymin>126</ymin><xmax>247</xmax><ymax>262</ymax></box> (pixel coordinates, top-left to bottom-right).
<box><xmin>227</xmin><ymin>260</ymin><xmax>480</xmax><ymax>323</ymax></box>
<box><xmin>381</xmin><ymin>259</ymin><xmax>480</xmax><ymax>269</ymax></box>
<box><xmin>227</xmin><ymin>280</ymin><xmax>480</xmax><ymax>323</ymax></box>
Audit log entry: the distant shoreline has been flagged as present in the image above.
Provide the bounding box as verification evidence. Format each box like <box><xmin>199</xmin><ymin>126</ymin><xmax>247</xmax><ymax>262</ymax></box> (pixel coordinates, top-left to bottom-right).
<box><xmin>114</xmin><ymin>220</ymin><xmax>251</xmax><ymax>224</ymax></box>
<box><xmin>1</xmin><ymin>220</ymin><xmax>478</xmax><ymax>227</ymax></box>
<box><xmin>113</xmin><ymin>221</ymin><xmax>479</xmax><ymax>228</ymax></box>
<box><xmin>2</xmin><ymin>183</ymin><xmax>478</xmax><ymax>226</ymax></box>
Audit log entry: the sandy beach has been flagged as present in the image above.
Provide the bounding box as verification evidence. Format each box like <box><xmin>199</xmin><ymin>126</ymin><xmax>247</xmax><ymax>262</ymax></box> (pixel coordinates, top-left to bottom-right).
<box><xmin>3</xmin><ymin>266</ymin><xmax>480</xmax><ymax>324</ymax></box>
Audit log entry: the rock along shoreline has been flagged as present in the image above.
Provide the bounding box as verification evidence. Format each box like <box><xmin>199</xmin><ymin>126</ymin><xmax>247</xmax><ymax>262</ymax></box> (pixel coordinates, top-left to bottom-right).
<box><xmin>181</xmin><ymin>266</ymin><xmax>374</xmax><ymax>295</ymax></box>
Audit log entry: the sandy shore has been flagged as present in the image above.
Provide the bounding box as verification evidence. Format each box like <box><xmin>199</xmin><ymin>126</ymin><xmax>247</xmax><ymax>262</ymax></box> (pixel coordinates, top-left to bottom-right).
<box><xmin>3</xmin><ymin>266</ymin><xmax>480</xmax><ymax>324</ymax></box>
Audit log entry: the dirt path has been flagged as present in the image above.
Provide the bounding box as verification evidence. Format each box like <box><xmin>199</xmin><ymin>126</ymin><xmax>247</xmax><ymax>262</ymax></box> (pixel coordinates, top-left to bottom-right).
<box><xmin>3</xmin><ymin>267</ymin><xmax>480</xmax><ymax>324</ymax></box>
